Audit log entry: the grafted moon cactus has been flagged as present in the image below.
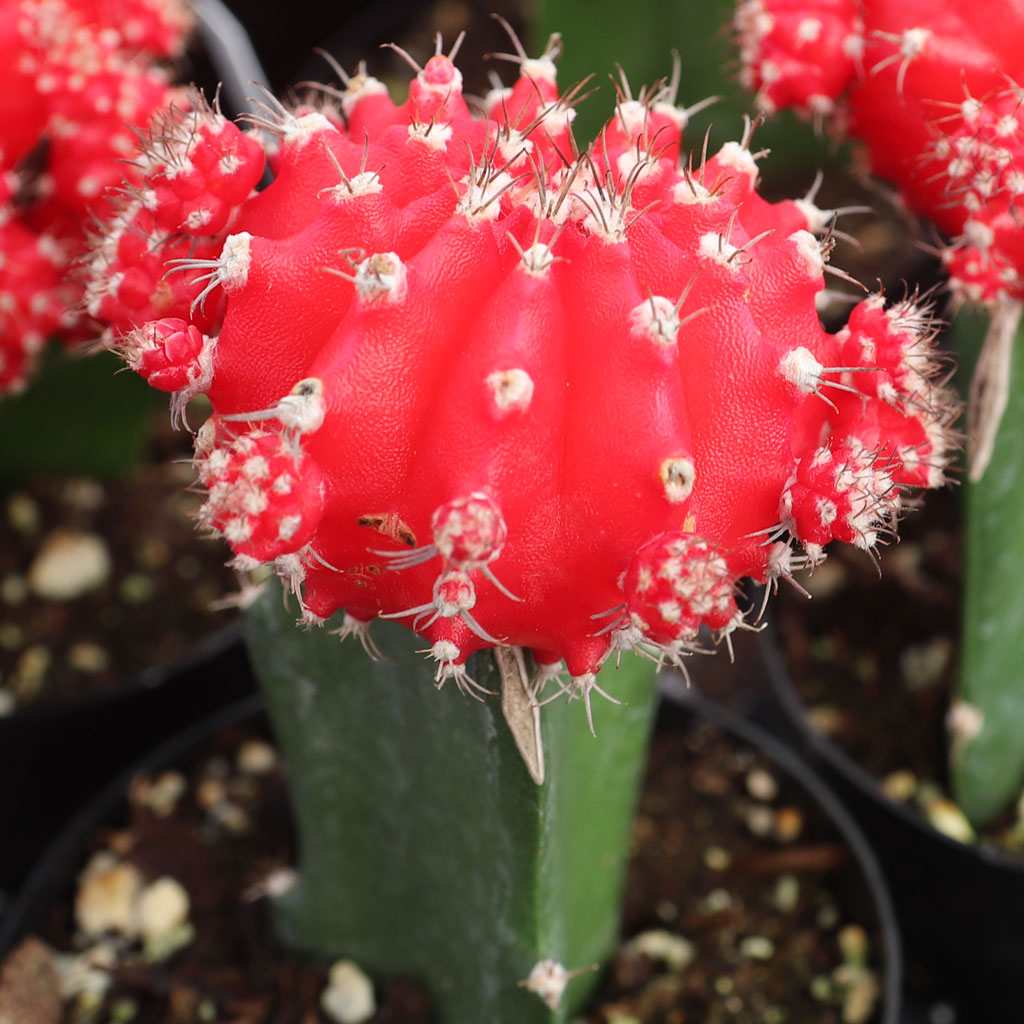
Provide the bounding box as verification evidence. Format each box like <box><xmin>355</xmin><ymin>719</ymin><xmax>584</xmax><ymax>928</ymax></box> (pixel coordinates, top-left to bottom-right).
<box><xmin>90</xmin><ymin>31</ymin><xmax>958</xmax><ymax>722</ymax></box>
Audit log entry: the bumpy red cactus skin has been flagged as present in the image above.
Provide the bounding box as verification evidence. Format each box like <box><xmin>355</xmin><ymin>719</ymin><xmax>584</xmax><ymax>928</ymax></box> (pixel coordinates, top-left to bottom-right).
<box><xmin>89</xmin><ymin>34</ymin><xmax>958</xmax><ymax>708</ymax></box>
<box><xmin>735</xmin><ymin>0</ymin><xmax>1024</xmax><ymax>304</ymax></box>
<box><xmin>0</xmin><ymin>0</ymin><xmax>191</xmax><ymax>393</ymax></box>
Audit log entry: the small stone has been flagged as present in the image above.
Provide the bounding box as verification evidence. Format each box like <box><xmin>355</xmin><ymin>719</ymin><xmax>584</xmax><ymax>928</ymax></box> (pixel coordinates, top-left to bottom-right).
<box><xmin>920</xmin><ymin>791</ymin><xmax>975</xmax><ymax>844</ymax></box>
<box><xmin>66</xmin><ymin>642</ymin><xmax>110</xmax><ymax>674</ymax></box>
<box><xmin>622</xmin><ymin>929</ymin><xmax>695</xmax><ymax>971</ymax></box>
<box><xmin>236</xmin><ymin>739</ymin><xmax>278</xmax><ymax>775</ymax></box>
<box><xmin>208</xmin><ymin>799</ymin><xmax>250</xmax><ymax>833</ymax></box>
<box><xmin>746</xmin><ymin>767</ymin><xmax>779</xmax><ymax>802</ymax></box>
<box><xmin>27</xmin><ymin>530</ymin><xmax>111</xmax><ymax>601</ymax></box>
<box><xmin>739</xmin><ymin>935</ymin><xmax>775</xmax><ymax>961</ymax></box>
<box><xmin>703</xmin><ymin>845</ymin><xmax>731</xmax><ymax>870</ymax></box>
<box><xmin>135</xmin><ymin>537</ymin><xmax>171</xmax><ymax>571</ymax></box>
<box><xmin>816</xmin><ymin>902</ymin><xmax>840</xmax><ymax>930</ymax></box>
<box><xmin>654</xmin><ymin>899</ymin><xmax>678</xmax><ymax>922</ymax></box>
<box><xmin>242</xmin><ymin>866</ymin><xmax>298</xmax><ymax>902</ymax></box>
<box><xmin>12</xmin><ymin>645</ymin><xmax>50</xmax><ymax>702</ymax></box>
<box><xmin>6</xmin><ymin>493</ymin><xmax>39</xmax><ymax>534</ymax></box>
<box><xmin>0</xmin><ymin>623</ymin><xmax>23</xmax><ymax>649</ymax></box>
<box><xmin>320</xmin><ymin>960</ymin><xmax>376</xmax><ymax>1024</ymax></box>
<box><xmin>771</xmin><ymin>874</ymin><xmax>800</xmax><ymax>913</ymax></box>
<box><xmin>196</xmin><ymin>778</ymin><xmax>227</xmax><ymax>810</ymax></box>
<box><xmin>744</xmin><ymin>804</ymin><xmax>775</xmax><ymax>837</ymax></box>
<box><xmin>774</xmin><ymin>806</ymin><xmax>805</xmax><ymax>843</ymax></box>
<box><xmin>833</xmin><ymin>962</ymin><xmax>880</xmax><ymax>1024</ymax></box>
<box><xmin>130</xmin><ymin>771</ymin><xmax>187</xmax><ymax>817</ymax></box>
<box><xmin>701</xmin><ymin>887</ymin><xmax>732</xmax><ymax>914</ymax></box>
<box><xmin>837</xmin><ymin>924</ymin><xmax>869</xmax><ymax>966</ymax></box>
<box><xmin>53</xmin><ymin>942</ymin><xmax>117</xmax><ymax>1004</ymax></box>
<box><xmin>0</xmin><ymin>574</ymin><xmax>27</xmax><ymax>605</ymax></box>
<box><xmin>61</xmin><ymin>478</ymin><xmax>104</xmax><ymax>512</ymax></box>
<box><xmin>109</xmin><ymin>997</ymin><xmax>139</xmax><ymax>1023</ymax></box>
<box><xmin>119</xmin><ymin>573</ymin><xmax>154</xmax><ymax>605</ymax></box>
<box><xmin>900</xmin><ymin>636</ymin><xmax>951</xmax><ymax>691</ymax></box>
<box><xmin>136</xmin><ymin>877</ymin><xmax>190</xmax><ymax>943</ymax></box>
<box><xmin>806</xmin><ymin>705</ymin><xmax>846</xmax><ymax>736</ymax></box>
<box><xmin>75</xmin><ymin>853</ymin><xmax>143</xmax><ymax>938</ymax></box>
<box><xmin>880</xmin><ymin>769</ymin><xmax>917</xmax><ymax>803</ymax></box>
<box><xmin>0</xmin><ymin>937</ymin><xmax>61</xmax><ymax>1024</ymax></box>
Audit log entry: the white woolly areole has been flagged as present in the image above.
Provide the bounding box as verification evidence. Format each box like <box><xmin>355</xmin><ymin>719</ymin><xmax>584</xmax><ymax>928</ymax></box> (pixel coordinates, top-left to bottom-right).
<box><xmin>521</xmin><ymin>55</ymin><xmax>558</xmax><ymax>83</ymax></box>
<box><xmin>407</xmin><ymin>120</ymin><xmax>453</xmax><ymax>150</ymax></box>
<box><xmin>615</xmin><ymin>99</ymin><xmax>648</xmax><ymax>140</ymax></box>
<box><xmin>486</xmin><ymin>368</ymin><xmax>534</xmax><ymax>415</ymax></box>
<box><xmin>341</xmin><ymin>74</ymin><xmax>389</xmax><ymax>120</ymax></box>
<box><xmin>459</xmin><ymin>172</ymin><xmax>515</xmax><ymax>221</ymax></box>
<box><xmin>672</xmin><ymin>177</ymin><xmax>715</xmax><ymax>205</ymax></box>
<box><xmin>963</xmin><ymin>219</ymin><xmax>995</xmax><ymax>251</ymax></box>
<box><xmin>520</xmin><ymin>242</ymin><xmax>557</xmax><ymax>276</ymax></box>
<box><xmin>219</xmin><ymin>232</ymin><xmax>254</xmax><ymax>291</ymax></box>
<box><xmin>631</xmin><ymin>295</ymin><xmax>679</xmax><ymax>349</ymax></box>
<box><xmin>795</xmin><ymin>17</ymin><xmax>822</xmax><ymax>42</ymax></box>
<box><xmin>275</xmin><ymin>377</ymin><xmax>326</xmax><ymax>434</ymax></box>
<box><xmin>660</xmin><ymin>456</ymin><xmax>696</xmax><ymax>504</ymax></box>
<box><xmin>282</xmin><ymin>111</ymin><xmax>336</xmax><ymax>147</ymax></box>
<box><xmin>430</xmin><ymin>639</ymin><xmax>461</xmax><ymax>663</ymax></box>
<box><xmin>779</xmin><ymin>346</ymin><xmax>824</xmax><ymax>393</ymax></box>
<box><xmin>354</xmin><ymin>252</ymin><xmax>407</xmax><ymax>304</ymax></box>
<box><xmin>326</xmin><ymin>171</ymin><xmax>383</xmax><ymax>201</ymax></box>
<box><xmin>521</xmin><ymin>959</ymin><xmax>571</xmax><ymax>1011</ymax></box>
<box><xmin>900</xmin><ymin>26</ymin><xmax>931</xmax><ymax>59</ymax></box>
<box><xmin>790</xmin><ymin>229</ymin><xmax>824</xmax><ymax>276</ymax></box>
<box><xmin>793</xmin><ymin>198</ymin><xmax>834</xmax><ymax>234</ymax></box>
<box><xmin>699</xmin><ymin>231</ymin><xmax>741</xmax><ymax>267</ymax></box>
<box><xmin>715</xmin><ymin>141</ymin><xmax>758</xmax><ymax>180</ymax></box>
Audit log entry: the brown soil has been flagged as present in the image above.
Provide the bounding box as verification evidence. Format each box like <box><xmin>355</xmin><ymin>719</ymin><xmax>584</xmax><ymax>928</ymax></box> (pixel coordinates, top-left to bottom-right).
<box><xmin>767</xmin><ymin>486</ymin><xmax>1024</xmax><ymax>847</ymax></box>
<box><xmin>3</xmin><ymin>698</ymin><xmax>888</xmax><ymax>1024</ymax></box>
<box><xmin>0</xmin><ymin>415</ymin><xmax>240</xmax><ymax>712</ymax></box>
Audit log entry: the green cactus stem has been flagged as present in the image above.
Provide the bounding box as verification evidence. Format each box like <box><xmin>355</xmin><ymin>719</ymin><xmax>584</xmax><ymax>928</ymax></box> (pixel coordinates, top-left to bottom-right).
<box><xmin>953</xmin><ymin>299</ymin><xmax>1024</xmax><ymax>826</ymax></box>
<box><xmin>243</xmin><ymin>586</ymin><xmax>659</xmax><ymax>1022</ymax></box>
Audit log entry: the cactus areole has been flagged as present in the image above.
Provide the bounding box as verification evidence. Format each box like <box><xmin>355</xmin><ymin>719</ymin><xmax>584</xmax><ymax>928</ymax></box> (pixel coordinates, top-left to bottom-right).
<box><xmin>89</xmin><ymin>30</ymin><xmax>958</xmax><ymax>725</ymax></box>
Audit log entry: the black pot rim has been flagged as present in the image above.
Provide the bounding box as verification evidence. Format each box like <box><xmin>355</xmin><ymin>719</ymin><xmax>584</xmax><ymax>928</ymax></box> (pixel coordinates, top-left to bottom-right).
<box><xmin>0</xmin><ymin>620</ymin><xmax>243</xmax><ymax>727</ymax></box>
<box><xmin>758</xmin><ymin>621</ymin><xmax>1024</xmax><ymax>874</ymax></box>
<box><xmin>0</xmin><ymin>691</ymin><xmax>266</xmax><ymax>956</ymax></box>
<box><xmin>659</xmin><ymin>672</ymin><xmax>904</xmax><ymax>1024</ymax></box>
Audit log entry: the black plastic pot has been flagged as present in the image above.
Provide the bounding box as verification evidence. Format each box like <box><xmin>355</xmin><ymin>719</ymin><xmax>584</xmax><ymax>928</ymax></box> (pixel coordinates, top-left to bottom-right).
<box><xmin>0</xmin><ymin>624</ymin><xmax>252</xmax><ymax>902</ymax></box>
<box><xmin>2</xmin><ymin>675</ymin><xmax>903</xmax><ymax>1024</ymax></box>
<box><xmin>0</xmin><ymin>690</ymin><xmax>265</xmax><ymax>954</ymax></box>
<box><xmin>759</xmin><ymin>624</ymin><xmax>1024</xmax><ymax>1018</ymax></box>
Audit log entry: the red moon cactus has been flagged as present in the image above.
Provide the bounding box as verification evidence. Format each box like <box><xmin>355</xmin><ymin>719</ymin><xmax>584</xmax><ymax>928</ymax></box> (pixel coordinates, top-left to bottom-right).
<box><xmin>88</xmin><ymin>31</ymin><xmax>959</xmax><ymax>720</ymax></box>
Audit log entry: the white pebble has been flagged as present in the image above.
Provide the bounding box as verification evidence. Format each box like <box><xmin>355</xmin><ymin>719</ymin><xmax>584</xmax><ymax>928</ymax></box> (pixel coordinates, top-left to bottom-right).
<box><xmin>622</xmin><ymin>929</ymin><xmax>696</xmax><ymax>971</ymax></box>
<box><xmin>236</xmin><ymin>738</ymin><xmax>278</xmax><ymax>775</ymax></box>
<box><xmin>320</xmin><ymin>959</ymin><xmax>376</xmax><ymax>1024</ymax></box>
<box><xmin>136</xmin><ymin>877</ymin><xmax>190</xmax><ymax>941</ymax></box>
<box><xmin>28</xmin><ymin>529</ymin><xmax>111</xmax><ymax>600</ymax></box>
<box><xmin>75</xmin><ymin>852</ymin><xmax>143</xmax><ymax>938</ymax></box>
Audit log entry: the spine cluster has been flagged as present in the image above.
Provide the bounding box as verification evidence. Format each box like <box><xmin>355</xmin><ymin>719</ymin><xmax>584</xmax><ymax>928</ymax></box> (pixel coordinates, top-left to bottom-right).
<box><xmin>0</xmin><ymin>0</ymin><xmax>192</xmax><ymax>392</ymax></box>
<box><xmin>88</xmin><ymin>31</ymin><xmax>958</xmax><ymax>717</ymax></box>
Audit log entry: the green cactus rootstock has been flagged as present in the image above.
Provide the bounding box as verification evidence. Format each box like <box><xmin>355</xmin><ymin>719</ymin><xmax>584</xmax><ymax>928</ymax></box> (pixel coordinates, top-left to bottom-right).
<box><xmin>954</xmin><ymin>309</ymin><xmax>1024</xmax><ymax>827</ymax></box>
<box><xmin>243</xmin><ymin>588</ymin><xmax>659</xmax><ymax>1022</ymax></box>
